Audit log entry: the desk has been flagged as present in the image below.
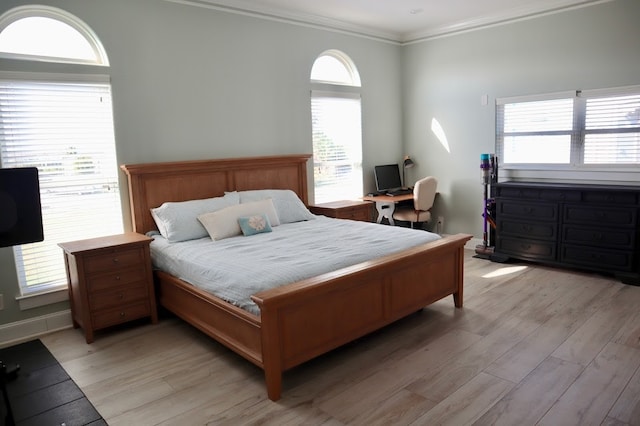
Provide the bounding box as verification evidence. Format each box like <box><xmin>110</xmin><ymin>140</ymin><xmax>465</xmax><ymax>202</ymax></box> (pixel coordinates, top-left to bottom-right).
<box><xmin>362</xmin><ymin>193</ymin><xmax>413</xmax><ymax>226</ymax></box>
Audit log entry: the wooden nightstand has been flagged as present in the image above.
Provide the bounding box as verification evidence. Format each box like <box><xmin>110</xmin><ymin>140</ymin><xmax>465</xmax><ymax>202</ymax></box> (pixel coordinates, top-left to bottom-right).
<box><xmin>309</xmin><ymin>200</ymin><xmax>373</xmax><ymax>222</ymax></box>
<box><xmin>59</xmin><ymin>232</ymin><xmax>157</xmax><ymax>343</ymax></box>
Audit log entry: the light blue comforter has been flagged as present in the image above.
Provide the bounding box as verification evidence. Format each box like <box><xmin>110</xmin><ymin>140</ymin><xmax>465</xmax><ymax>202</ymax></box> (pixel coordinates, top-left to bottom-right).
<box><xmin>150</xmin><ymin>216</ymin><xmax>441</xmax><ymax>315</ymax></box>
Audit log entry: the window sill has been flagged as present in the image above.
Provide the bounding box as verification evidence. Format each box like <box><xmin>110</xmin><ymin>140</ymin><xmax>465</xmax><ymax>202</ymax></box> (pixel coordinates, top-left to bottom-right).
<box><xmin>16</xmin><ymin>287</ymin><xmax>68</xmax><ymax>311</ymax></box>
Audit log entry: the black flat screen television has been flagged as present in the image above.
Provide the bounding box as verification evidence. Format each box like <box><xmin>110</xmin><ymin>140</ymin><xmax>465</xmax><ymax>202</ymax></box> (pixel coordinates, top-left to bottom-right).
<box><xmin>0</xmin><ymin>167</ymin><xmax>44</xmax><ymax>248</ymax></box>
<box><xmin>374</xmin><ymin>164</ymin><xmax>402</xmax><ymax>192</ymax></box>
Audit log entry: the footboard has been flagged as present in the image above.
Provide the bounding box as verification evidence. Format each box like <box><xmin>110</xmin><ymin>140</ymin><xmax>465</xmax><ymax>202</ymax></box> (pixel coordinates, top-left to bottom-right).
<box><xmin>252</xmin><ymin>233</ymin><xmax>471</xmax><ymax>400</ymax></box>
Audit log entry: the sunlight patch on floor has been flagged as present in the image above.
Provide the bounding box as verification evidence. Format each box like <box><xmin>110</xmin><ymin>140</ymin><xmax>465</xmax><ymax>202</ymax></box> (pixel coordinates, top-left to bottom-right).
<box><xmin>482</xmin><ymin>265</ymin><xmax>528</xmax><ymax>278</ymax></box>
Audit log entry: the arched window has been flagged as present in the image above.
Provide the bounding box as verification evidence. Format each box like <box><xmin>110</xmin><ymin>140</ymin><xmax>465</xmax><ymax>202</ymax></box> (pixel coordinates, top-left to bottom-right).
<box><xmin>0</xmin><ymin>5</ymin><xmax>108</xmax><ymax>65</ymax></box>
<box><xmin>0</xmin><ymin>6</ymin><xmax>121</xmax><ymax>303</ymax></box>
<box><xmin>310</xmin><ymin>50</ymin><xmax>363</xmax><ymax>203</ymax></box>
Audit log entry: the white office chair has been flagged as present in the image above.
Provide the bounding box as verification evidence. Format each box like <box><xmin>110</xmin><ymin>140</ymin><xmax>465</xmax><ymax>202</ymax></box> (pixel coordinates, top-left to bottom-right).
<box><xmin>392</xmin><ymin>176</ymin><xmax>438</xmax><ymax>229</ymax></box>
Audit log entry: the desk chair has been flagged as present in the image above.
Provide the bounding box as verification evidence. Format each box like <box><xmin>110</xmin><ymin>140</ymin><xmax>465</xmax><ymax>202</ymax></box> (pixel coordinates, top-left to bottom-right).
<box><xmin>392</xmin><ymin>176</ymin><xmax>438</xmax><ymax>229</ymax></box>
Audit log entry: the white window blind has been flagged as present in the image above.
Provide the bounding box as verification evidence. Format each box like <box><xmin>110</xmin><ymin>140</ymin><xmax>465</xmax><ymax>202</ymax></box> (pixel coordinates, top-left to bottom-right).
<box><xmin>0</xmin><ymin>78</ymin><xmax>123</xmax><ymax>295</ymax></box>
<box><xmin>311</xmin><ymin>92</ymin><xmax>363</xmax><ymax>203</ymax></box>
<box><xmin>583</xmin><ymin>93</ymin><xmax>640</xmax><ymax>164</ymax></box>
<box><xmin>496</xmin><ymin>86</ymin><xmax>640</xmax><ymax>171</ymax></box>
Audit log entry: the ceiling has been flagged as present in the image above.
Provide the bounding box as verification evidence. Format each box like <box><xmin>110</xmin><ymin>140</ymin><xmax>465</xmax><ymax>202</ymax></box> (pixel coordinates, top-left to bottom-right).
<box><xmin>184</xmin><ymin>0</ymin><xmax>610</xmax><ymax>43</ymax></box>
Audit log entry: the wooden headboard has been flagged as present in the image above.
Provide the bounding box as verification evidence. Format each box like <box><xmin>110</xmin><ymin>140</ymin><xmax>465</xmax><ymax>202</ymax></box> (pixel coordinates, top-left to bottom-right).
<box><xmin>120</xmin><ymin>154</ymin><xmax>312</xmax><ymax>234</ymax></box>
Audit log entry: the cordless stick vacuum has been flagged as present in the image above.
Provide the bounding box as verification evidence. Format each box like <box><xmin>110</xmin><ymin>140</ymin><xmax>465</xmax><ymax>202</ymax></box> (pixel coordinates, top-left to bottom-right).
<box><xmin>475</xmin><ymin>153</ymin><xmax>497</xmax><ymax>258</ymax></box>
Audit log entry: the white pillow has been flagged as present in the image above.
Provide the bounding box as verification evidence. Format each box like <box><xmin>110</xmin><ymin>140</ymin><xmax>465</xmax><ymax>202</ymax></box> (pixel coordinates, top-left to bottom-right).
<box><xmin>198</xmin><ymin>198</ymin><xmax>280</xmax><ymax>241</ymax></box>
<box><xmin>151</xmin><ymin>192</ymin><xmax>240</xmax><ymax>242</ymax></box>
<box><xmin>236</xmin><ymin>189</ymin><xmax>315</xmax><ymax>224</ymax></box>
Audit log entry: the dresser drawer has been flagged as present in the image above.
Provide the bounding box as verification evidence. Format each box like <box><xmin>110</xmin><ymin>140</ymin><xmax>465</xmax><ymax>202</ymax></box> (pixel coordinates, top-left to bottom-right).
<box><xmin>86</xmin><ymin>267</ymin><xmax>147</xmax><ymax>293</ymax></box>
<box><xmin>562</xmin><ymin>226</ymin><xmax>635</xmax><ymax>249</ymax></box>
<box><xmin>582</xmin><ymin>191</ymin><xmax>638</xmax><ymax>205</ymax></box>
<box><xmin>84</xmin><ymin>247</ymin><xmax>145</xmax><ymax>274</ymax></box>
<box><xmin>561</xmin><ymin>244</ymin><xmax>634</xmax><ymax>271</ymax></box>
<box><xmin>89</xmin><ymin>283</ymin><xmax>149</xmax><ymax>311</ymax></box>
<box><xmin>496</xmin><ymin>200</ymin><xmax>557</xmax><ymax>221</ymax></box>
<box><xmin>92</xmin><ymin>302</ymin><xmax>151</xmax><ymax>330</ymax></box>
<box><xmin>495</xmin><ymin>186</ymin><xmax>580</xmax><ymax>202</ymax></box>
<box><xmin>496</xmin><ymin>236</ymin><xmax>556</xmax><ymax>261</ymax></box>
<box><xmin>497</xmin><ymin>218</ymin><xmax>557</xmax><ymax>240</ymax></box>
<box><xmin>563</xmin><ymin>205</ymin><xmax>636</xmax><ymax>227</ymax></box>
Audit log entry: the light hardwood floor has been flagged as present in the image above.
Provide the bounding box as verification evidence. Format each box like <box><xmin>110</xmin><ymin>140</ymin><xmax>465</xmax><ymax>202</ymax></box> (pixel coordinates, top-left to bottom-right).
<box><xmin>41</xmin><ymin>250</ymin><xmax>640</xmax><ymax>425</ymax></box>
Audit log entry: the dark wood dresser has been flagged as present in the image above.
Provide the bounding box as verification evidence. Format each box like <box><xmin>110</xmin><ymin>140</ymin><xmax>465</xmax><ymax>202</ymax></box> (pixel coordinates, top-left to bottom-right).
<box><xmin>493</xmin><ymin>181</ymin><xmax>640</xmax><ymax>285</ymax></box>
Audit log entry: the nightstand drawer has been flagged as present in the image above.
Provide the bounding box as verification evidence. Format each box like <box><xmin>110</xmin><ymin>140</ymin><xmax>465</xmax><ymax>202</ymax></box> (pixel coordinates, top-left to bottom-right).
<box><xmin>89</xmin><ymin>283</ymin><xmax>149</xmax><ymax>311</ymax></box>
<box><xmin>309</xmin><ymin>200</ymin><xmax>372</xmax><ymax>222</ymax></box>
<box><xmin>338</xmin><ymin>208</ymin><xmax>370</xmax><ymax>221</ymax></box>
<box><xmin>92</xmin><ymin>302</ymin><xmax>151</xmax><ymax>330</ymax></box>
<box><xmin>85</xmin><ymin>247</ymin><xmax>145</xmax><ymax>273</ymax></box>
<box><xmin>87</xmin><ymin>267</ymin><xmax>147</xmax><ymax>293</ymax></box>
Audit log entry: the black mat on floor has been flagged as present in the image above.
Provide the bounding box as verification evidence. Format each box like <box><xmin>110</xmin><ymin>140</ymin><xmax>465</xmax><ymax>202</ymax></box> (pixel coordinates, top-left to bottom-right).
<box><xmin>0</xmin><ymin>340</ymin><xmax>105</xmax><ymax>426</ymax></box>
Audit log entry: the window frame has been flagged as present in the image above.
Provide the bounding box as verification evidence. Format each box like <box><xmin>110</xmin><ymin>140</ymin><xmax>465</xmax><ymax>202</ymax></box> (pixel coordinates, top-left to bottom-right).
<box><xmin>310</xmin><ymin>50</ymin><xmax>363</xmax><ymax>204</ymax></box>
<box><xmin>496</xmin><ymin>85</ymin><xmax>640</xmax><ymax>183</ymax></box>
<box><xmin>0</xmin><ymin>5</ymin><xmax>109</xmax><ymax>65</ymax></box>
<box><xmin>0</xmin><ymin>6</ymin><xmax>119</xmax><ymax>309</ymax></box>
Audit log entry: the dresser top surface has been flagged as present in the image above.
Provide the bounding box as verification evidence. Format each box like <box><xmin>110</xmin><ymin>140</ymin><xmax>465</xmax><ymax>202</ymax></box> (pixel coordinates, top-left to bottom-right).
<box><xmin>495</xmin><ymin>181</ymin><xmax>640</xmax><ymax>192</ymax></box>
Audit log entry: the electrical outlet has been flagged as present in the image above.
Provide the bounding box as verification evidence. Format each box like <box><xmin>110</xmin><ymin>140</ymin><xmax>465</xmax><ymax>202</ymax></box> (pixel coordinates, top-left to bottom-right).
<box><xmin>0</xmin><ymin>294</ymin><xmax>4</xmax><ymax>310</ymax></box>
<box><xmin>436</xmin><ymin>216</ymin><xmax>444</xmax><ymax>234</ymax></box>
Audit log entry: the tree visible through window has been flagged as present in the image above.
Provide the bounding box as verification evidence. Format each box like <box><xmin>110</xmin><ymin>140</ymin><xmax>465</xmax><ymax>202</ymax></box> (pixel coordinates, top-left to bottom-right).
<box><xmin>310</xmin><ymin>50</ymin><xmax>363</xmax><ymax>204</ymax></box>
<box><xmin>0</xmin><ymin>6</ymin><xmax>121</xmax><ymax>298</ymax></box>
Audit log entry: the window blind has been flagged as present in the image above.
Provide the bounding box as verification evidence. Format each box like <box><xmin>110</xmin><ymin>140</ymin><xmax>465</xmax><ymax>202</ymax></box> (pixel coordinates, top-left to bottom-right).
<box><xmin>496</xmin><ymin>85</ymin><xmax>640</xmax><ymax>170</ymax></box>
<box><xmin>0</xmin><ymin>78</ymin><xmax>123</xmax><ymax>295</ymax></box>
<box><xmin>311</xmin><ymin>91</ymin><xmax>363</xmax><ymax>203</ymax></box>
<box><xmin>497</xmin><ymin>97</ymin><xmax>574</xmax><ymax>164</ymax></box>
<box><xmin>583</xmin><ymin>93</ymin><xmax>640</xmax><ymax>164</ymax></box>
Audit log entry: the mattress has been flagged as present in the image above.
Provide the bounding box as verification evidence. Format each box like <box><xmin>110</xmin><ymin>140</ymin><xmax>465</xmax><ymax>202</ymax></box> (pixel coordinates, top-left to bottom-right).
<box><xmin>149</xmin><ymin>216</ymin><xmax>441</xmax><ymax>315</ymax></box>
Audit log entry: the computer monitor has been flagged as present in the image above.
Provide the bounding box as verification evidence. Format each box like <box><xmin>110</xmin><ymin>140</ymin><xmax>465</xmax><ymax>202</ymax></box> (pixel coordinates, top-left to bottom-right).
<box><xmin>0</xmin><ymin>167</ymin><xmax>44</xmax><ymax>248</ymax></box>
<box><xmin>374</xmin><ymin>164</ymin><xmax>402</xmax><ymax>192</ymax></box>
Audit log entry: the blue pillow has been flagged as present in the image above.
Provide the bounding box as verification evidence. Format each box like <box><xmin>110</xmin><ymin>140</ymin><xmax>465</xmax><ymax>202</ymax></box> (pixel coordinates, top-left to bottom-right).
<box><xmin>238</xmin><ymin>214</ymin><xmax>272</xmax><ymax>236</ymax></box>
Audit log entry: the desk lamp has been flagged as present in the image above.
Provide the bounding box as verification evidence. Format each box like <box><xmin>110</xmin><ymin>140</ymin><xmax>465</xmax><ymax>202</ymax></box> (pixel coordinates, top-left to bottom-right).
<box><xmin>402</xmin><ymin>156</ymin><xmax>414</xmax><ymax>188</ymax></box>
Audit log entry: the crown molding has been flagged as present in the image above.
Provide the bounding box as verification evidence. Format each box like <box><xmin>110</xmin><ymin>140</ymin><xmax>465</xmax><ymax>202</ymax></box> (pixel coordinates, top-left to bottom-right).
<box><xmin>164</xmin><ymin>0</ymin><xmax>402</xmax><ymax>44</ymax></box>
<box><xmin>403</xmin><ymin>0</ymin><xmax>615</xmax><ymax>44</ymax></box>
<box><xmin>163</xmin><ymin>0</ymin><xmax>616</xmax><ymax>45</ymax></box>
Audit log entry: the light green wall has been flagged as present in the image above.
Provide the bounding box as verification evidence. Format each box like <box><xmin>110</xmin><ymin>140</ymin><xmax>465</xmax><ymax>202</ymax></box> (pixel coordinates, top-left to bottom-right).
<box><xmin>402</xmin><ymin>0</ymin><xmax>640</xmax><ymax>237</ymax></box>
<box><xmin>0</xmin><ymin>0</ymin><xmax>402</xmax><ymax>324</ymax></box>
<box><xmin>1</xmin><ymin>0</ymin><xmax>638</xmax><ymax>327</ymax></box>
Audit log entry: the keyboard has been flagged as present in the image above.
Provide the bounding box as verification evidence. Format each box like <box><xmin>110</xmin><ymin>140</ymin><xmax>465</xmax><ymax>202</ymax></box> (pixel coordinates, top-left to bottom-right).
<box><xmin>386</xmin><ymin>188</ymin><xmax>413</xmax><ymax>196</ymax></box>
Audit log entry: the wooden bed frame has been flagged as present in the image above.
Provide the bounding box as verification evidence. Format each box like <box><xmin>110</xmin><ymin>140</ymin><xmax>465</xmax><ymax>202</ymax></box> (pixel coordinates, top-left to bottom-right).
<box><xmin>121</xmin><ymin>154</ymin><xmax>471</xmax><ymax>401</ymax></box>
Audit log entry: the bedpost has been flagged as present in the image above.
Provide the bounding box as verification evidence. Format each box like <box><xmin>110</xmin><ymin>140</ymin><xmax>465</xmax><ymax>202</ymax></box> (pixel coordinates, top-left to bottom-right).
<box><xmin>453</xmin><ymin>244</ymin><xmax>465</xmax><ymax>308</ymax></box>
<box><xmin>258</xmin><ymin>304</ymin><xmax>283</xmax><ymax>401</ymax></box>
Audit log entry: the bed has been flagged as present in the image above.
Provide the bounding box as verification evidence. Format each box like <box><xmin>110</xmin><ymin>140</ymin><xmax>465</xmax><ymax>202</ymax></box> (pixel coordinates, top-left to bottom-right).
<box><xmin>121</xmin><ymin>154</ymin><xmax>471</xmax><ymax>401</ymax></box>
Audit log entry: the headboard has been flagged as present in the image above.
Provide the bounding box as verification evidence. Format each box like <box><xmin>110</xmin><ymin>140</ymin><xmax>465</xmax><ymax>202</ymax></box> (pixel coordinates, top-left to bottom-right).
<box><xmin>120</xmin><ymin>154</ymin><xmax>312</xmax><ymax>234</ymax></box>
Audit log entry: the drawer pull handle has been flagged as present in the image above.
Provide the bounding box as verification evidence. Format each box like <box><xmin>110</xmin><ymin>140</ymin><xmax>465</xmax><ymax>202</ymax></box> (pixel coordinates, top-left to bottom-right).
<box><xmin>115</xmin><ymin>276</ymin><xmax>121</xmax><ymax>281</ymax></box>
<box><xmin>593</xmin><ymin>233</ymin><xmax>603</xmax><ymax>241</ymax></box>
<box><xmin>521</xmin><ymin>225</ymin><xmax>532</xmax><ymax>232</ymax></box>
<box><xmin>523</xmin><ymin>207</ymin><xmax>534</xmax><ymax>214</ymax></box>
<box><xmin>112</xmin><ymin>258</ymin><xmax>119</xmax><ymax>263</ymax></box>
<box><xmin>119</xmin><ymin>311</ymin><xmax>126</xmax><ymax>318</ymax></box>
<box><xmin>118</xmin><ymin>293</ymin><xmax>124</xmax><ymax>300</ymax></box>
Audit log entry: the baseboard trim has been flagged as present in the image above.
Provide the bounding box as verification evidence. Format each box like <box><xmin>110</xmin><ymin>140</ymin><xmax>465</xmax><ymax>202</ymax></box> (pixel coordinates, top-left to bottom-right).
<box><xmin>0</xmin><ymin>310</ymin><xmax>73</xmax><ymax>348</ymax></box>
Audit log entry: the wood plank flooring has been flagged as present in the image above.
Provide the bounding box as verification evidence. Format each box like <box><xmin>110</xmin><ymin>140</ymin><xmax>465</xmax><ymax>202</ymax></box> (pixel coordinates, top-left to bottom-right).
<box><xmin>40</xmin><ymin>251</ymin><xmax>640</xmax><ymax>425</ymax></box>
